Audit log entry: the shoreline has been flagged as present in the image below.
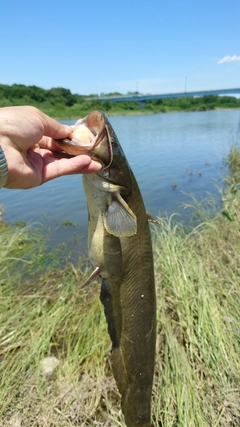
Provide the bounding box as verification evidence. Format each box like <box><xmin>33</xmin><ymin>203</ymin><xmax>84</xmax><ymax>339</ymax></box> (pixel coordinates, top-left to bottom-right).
<box><xmin>49</xmin><ymin>106</ymin><xmax>240</xmax><ymax>120</ymax></box>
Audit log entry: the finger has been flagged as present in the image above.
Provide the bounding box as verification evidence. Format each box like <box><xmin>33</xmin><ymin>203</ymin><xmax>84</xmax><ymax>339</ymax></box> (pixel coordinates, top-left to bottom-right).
<box><xmin>38</xmin><ymin>110</ymin><xmax>72</xmax><ymax>139</ymax></box>
<box><xmin>41</xmin><ymin>154</ymin><xmax>102</xmax><ymax>184</ymax></box>
<box><xmin>29</xmin><ymin>143</ymin><xmax>41</xmax><ymax>154</ymax></box>
<box><xmin>0</xmin><ymin>106</ymin><xmax>72</xmax><ymax>149</ymax></box>
<box><xmin>38</xmin><ymin>136</ymin><xmax>72</xmax><ymax>152</ymax></box>
<box><xmin>39</xmin><ymin>147</ymin><xmax>75</xmax><ymax>158</ymax></box>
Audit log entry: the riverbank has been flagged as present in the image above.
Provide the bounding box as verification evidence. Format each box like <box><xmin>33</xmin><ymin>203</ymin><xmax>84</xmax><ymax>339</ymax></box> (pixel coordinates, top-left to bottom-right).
<box><xmin>0</xmin><ymin>147</ymin><xmax>239</xmax><ymax>426</ymax></box>
<box><xmin>53</xmin><ymin>106</ymin><xmax>240</xmax><ymax>120</ymax></box>
<box><xmin>37</xmin><ymin>102</ymin><xmax>240</xmax><ymax>120</ymax></box>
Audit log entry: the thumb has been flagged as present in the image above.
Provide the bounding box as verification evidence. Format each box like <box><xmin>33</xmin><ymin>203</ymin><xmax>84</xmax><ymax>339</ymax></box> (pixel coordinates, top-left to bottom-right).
<box><xmin>38</xmin><ymin>110</ymin><xmax>72</xmax><ymax>139</ymax></box>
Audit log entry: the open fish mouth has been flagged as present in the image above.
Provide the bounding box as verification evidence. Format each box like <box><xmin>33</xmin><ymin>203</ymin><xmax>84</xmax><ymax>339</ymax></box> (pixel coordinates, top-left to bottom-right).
<box><xmin>54</xmin><ymin>111</ymin><xmax>107</xmax><ymax>156</ymax></box>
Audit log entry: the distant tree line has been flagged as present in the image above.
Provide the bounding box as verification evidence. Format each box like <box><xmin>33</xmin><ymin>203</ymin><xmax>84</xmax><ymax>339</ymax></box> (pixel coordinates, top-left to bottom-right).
<box><xmin>0</xmin><ymin>83</ymin><xmax>240</xmax><ymax>118</ymax></box>
<box><xmin>146</xmin><ymin>94</ymin><xmax>240</xmax><ymax>112</ymax></box>
<box><xmin>0</xmin><ymin>84</ymin><xmax>80</xmax><ymax>107</ymax></box>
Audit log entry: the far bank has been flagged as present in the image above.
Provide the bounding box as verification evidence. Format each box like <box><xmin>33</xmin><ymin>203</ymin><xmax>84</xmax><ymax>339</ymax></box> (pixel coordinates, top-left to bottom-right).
<box><xmin>1</xmin><ymin>83</ymin><xmax>240</xmax><ymax>119</ymax></box>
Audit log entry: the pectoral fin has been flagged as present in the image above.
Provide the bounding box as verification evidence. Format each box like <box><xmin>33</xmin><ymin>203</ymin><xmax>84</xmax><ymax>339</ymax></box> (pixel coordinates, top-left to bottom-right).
<box><xmin>104</xmin><ymin>194</ymin><xmax>137</xmax><ymax>237</ymax></box>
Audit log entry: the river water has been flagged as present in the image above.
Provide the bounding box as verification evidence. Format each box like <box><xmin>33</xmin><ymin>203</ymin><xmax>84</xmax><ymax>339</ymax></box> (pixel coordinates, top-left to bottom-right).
<box><xmin>1</xmin><ymin>109</ymin><xmax>240</xmax><ymax>251</ymax></box>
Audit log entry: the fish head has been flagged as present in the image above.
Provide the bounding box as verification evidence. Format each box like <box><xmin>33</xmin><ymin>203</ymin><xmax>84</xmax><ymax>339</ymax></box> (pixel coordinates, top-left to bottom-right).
<box><xmin>54</xmin><ymin>110</ymin><xmax>115</xmax><ymax>169</ymax></box>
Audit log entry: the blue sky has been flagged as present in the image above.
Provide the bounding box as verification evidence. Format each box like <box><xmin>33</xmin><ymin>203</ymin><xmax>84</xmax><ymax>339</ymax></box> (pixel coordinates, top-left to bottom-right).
<box><xmin>1</xmin><ymin>0</ymin><xmax>240</xmax><ymax>95</ymax></box>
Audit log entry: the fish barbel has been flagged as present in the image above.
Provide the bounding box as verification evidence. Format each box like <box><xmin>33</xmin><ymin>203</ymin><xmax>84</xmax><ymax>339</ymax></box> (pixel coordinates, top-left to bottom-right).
<box><xmin>55</xmin><ymin>110</ymin><xmax>156</xmax><ymax>427</ymax></box>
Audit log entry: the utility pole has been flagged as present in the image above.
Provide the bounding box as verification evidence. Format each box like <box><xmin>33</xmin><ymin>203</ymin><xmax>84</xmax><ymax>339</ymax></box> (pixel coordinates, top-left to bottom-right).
<box><xmin>185</xmin><ymin>76</ymin><xmax>187</xmax><ymax>93</ymax></box>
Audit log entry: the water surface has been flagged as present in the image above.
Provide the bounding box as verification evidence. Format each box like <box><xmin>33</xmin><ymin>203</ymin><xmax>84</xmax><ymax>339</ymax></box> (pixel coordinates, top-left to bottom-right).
<box><xmin>1</xmin><ymin>109</ymin><xmax>240</xmax><ymax>250</ymax></box>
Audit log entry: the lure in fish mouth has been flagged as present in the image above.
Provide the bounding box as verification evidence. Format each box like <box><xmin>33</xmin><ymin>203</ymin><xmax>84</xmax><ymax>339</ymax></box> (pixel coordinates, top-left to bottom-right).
<box><xmin>55</xmin><ymin>110</ymin><xmax>156</xmax><ymax>427</ymax></box>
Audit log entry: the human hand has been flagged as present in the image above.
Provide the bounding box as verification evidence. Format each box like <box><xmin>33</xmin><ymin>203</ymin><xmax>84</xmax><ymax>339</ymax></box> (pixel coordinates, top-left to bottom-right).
<box><xmin>0</xmin><ymin>106</ymin><xmax>102</xmax><ymax>189</ymax></box>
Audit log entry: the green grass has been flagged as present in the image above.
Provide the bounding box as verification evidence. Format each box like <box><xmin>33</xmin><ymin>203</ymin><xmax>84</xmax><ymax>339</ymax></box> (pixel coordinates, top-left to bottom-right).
<box><xmin>152</xmin><ymin>211</ymin><xmax>240</xmax><ymax>426</ymax></box>
<box><xmin>0</xmin><ymin>149</ymin><xmax>240</xmax><ymax>426</ymax></box>
<box><xmin>227</xmin><ymin>145</ymin><xmax>240</xmax><ymax>185</ymax></box>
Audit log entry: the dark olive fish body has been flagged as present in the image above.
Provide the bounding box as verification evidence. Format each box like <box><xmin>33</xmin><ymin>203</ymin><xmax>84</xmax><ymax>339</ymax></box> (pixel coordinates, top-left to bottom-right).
<box><xmin>55</xmin><ymin>110</ymin><xmax>156</xmax><ymax>427</ymax></box>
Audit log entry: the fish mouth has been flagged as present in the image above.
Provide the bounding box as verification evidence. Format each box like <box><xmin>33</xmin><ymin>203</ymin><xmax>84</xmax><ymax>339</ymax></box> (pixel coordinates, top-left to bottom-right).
<box><xmin>54</xmin><ymin>110</ymin><xmax>107</xmax><ymax>157</ymax></box>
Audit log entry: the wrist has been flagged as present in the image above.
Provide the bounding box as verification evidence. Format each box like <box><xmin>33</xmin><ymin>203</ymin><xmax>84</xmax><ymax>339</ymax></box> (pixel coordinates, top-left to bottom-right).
<box><xmin>0</xmin><ymin>145</ymin><xmax>8</xmax><ymax>188</ymax></box>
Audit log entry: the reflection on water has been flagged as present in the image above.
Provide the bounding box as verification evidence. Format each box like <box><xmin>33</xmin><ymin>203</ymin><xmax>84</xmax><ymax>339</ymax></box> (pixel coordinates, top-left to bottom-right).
<box><xmin>1</xmin><ymin>109</ymin><xmax>240</xmax><ymax>251</ymax></box>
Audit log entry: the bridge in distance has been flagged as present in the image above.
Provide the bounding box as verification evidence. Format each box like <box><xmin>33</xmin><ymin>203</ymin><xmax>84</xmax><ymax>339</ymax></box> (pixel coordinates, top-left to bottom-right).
<box><xmin>87</xmin><ymin>88</ymin><xmax>240</xmax><ymax>104</ymax></box>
